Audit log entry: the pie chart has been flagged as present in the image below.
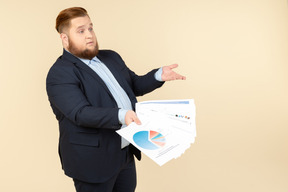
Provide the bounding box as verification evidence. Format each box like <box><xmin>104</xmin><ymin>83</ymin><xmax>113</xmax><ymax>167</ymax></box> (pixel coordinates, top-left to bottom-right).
<box><xmin>133</xmin><ymin>130</ymin><xmax>166</xmax><ymax>150</ymax></box>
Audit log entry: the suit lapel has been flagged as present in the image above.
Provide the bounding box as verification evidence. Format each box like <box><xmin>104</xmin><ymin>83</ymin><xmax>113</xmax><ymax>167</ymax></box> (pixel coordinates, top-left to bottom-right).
<box><xmin>62</xmin><ymin>50</ymin><xmax>113</xmax><ymax>97</ymax></box>
<box><xmin>62</xmin><ymin>49</ymin><xmax>134</xmax><ymax>102</ymax></box>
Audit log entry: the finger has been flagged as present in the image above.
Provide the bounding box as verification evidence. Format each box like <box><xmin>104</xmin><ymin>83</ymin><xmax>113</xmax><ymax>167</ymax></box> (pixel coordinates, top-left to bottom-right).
<box><xmin>128</xmin><ymin>115</ymin><xmax>141</xmax><ymax>125</ymax></box>
<box><xmin>169</xmin><ymin>63</ymin><xmax>178</xmax><ymax>69</ymax></box>
<box><xmin>125</xmin><ymin>111</ymin><xmax>141</xmax><ymax>125</ymax></box>
<box><xmin>133</xmin><ymin>116</ymin><xmax>142</xmax><ymax>125</ymax></box>
<box><xmin>176</xmin><ymin>74</ymin><xmax>186</xmax><ymax>80</ymax></box>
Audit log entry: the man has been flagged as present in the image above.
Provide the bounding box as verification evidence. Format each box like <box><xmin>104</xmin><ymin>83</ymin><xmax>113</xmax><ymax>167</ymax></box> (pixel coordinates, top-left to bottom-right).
<box><xmin>46</xmin><ymin>7</ymin><xmax>186</xmax><ymax>192</ymax></box>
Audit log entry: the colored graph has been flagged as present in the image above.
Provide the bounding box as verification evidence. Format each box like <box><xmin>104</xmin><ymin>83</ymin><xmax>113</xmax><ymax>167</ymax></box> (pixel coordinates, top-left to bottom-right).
<box><xmin>133</xmin><ymin>130</ymin><xmax>166</xmax><ymax>150</ymax></box>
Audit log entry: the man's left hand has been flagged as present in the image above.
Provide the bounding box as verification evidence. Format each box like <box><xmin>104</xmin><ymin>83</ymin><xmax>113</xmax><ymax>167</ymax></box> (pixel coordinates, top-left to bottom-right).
<box><xmin>161</xmin><ymin>64</ymin><xmax>186</xmax><ymax>81</ymax></box>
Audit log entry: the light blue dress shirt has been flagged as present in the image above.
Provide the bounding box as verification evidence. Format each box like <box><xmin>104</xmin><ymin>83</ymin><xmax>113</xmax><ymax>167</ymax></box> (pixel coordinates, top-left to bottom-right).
<box><xmin>79</xmin><ymin>56</ymin><xmax>163</xmax><ymax>148</ymax></box>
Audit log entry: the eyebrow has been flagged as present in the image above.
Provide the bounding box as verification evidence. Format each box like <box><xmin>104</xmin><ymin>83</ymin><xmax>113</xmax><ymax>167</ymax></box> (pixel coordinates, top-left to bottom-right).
<box><xmin>76</xmin><ymin>23</ymin><xmax>93</xmax><ymax>30</ymax></box>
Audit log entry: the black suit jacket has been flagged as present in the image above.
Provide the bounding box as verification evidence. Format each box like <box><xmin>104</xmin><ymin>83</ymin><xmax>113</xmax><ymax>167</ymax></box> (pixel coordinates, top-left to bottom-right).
<box><xmin>46</xmin><ymin>49</ymin><xmax>164</xmax><ymax>183</ymax></box>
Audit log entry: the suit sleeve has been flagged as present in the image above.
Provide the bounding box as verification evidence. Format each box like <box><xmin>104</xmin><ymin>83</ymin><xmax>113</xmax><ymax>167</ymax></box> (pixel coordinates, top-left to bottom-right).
<box><xmin>46</xmin><ymin>62</ymin><xmax>120</xmax><ymax>129</ymax></box>
<box><xmin>129</xmin><ymin>68</ymin><xmax>164</xmax><ymax>96</ymax></box>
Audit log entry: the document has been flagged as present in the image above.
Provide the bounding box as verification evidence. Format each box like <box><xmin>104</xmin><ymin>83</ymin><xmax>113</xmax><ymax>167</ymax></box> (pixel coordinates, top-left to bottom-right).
<box><xmin>116</xmin><ymin>99</ymin><xmax>196</xmax><ymax>166</ymax></box>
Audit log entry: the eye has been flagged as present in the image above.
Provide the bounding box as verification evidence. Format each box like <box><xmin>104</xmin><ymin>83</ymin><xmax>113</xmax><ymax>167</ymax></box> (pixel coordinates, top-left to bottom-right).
<box><xmin>88</xmin><ymin>27</ymin><xmax>93</xmax><ymax>32</ymax></box>
<box><xmin>79</xmin><ymin>30</ymin><xmax>84</xmax><ymax>34</ymax></box>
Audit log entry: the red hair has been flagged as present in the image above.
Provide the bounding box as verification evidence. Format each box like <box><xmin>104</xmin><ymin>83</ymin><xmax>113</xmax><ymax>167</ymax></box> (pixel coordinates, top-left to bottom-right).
<box><xmin>55</xmin><ymin>7</ymin><xmax>89</xmax><ymax>33</ymax></box>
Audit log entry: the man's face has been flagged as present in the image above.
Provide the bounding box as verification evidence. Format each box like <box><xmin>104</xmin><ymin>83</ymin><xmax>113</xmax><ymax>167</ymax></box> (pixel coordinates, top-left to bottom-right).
<box><xmin>65</xmin><ymin>16</ymin><xmax>98</xmax><ymax>60</ymax></box>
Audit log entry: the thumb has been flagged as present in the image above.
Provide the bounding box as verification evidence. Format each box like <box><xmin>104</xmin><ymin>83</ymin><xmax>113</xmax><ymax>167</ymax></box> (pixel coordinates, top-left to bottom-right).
<box><xmin>168</xmin><ymin>63</ymin><xmax>178</xmax><ymax>69</ymax></box>
<box><xmin>125</xmin><ymin>110</ymin><xmax>142</xmax><ymax>125</ymax></box>
<box><xmin>133</xmin><ymin>116</ymin><xmax>141</xmax><ymax>125</ymax></box>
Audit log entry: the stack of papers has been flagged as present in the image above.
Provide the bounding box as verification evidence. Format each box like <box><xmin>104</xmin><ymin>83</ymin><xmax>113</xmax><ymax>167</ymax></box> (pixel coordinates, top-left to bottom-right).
<box><xmin>117</xmin><ymin>99</ymin><xmax>196</xmax><ymax>166</ymax></box>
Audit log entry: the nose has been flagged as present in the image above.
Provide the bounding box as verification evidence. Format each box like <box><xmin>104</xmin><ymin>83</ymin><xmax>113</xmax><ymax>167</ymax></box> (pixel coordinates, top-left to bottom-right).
<box><xmin>86</xmin><ymin>30</ymin><xmax>93</xmax><ymax>39</ymax></box>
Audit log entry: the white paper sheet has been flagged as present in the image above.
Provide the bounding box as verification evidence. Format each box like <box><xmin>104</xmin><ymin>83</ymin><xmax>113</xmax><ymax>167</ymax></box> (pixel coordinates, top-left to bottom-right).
<box><xmin>116</xmin><ymin>99</ymin><xmax>196</xmax><ymax>166</ymax></box>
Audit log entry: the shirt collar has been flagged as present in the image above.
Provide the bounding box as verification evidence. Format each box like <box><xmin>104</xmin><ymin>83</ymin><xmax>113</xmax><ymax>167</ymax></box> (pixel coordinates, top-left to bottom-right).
<box><xmin>64</xmin><ymin>49</ymin><xmax>101</xmax><ymax>65</ymax></box>
<box><xmin>79</xmin><ymin>56</ymin><xmax>102</xmax><ymax>66</ymax></box>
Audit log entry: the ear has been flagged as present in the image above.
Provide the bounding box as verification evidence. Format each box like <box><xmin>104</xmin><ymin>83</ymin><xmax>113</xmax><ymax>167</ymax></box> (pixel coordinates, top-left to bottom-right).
<box><xmin>60</xmin><ymin>33</ymin><xmax>69</xmax><ymax>49</ymax></box>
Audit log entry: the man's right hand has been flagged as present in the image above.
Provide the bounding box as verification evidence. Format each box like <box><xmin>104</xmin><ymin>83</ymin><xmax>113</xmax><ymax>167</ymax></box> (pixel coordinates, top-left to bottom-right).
<box><xmin>125</xmin><ymin>110</ymin><xmax>141</xmax><ymax>126</ymax></box>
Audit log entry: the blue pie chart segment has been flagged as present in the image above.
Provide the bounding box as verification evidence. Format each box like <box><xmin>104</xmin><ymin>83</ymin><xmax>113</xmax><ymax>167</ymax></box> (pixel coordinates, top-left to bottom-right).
<box><xmin>133</xmin><ymin>131</ymin><xmax>166</xmax><ymax>150</ymax></box>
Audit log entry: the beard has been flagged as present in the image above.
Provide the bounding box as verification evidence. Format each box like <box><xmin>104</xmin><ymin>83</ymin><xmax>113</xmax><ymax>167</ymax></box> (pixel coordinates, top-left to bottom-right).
<box><xmin>68</xmin><ymin>39</ymin><xmax>99</xmax><ymax>60</ymax></box>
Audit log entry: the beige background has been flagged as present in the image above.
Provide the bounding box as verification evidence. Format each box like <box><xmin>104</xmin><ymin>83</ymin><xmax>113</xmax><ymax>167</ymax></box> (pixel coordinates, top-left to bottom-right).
<box><xmin>0</xmin><ymin>0</ymin><xmax>287</xmax><ymax>191</ymax></box>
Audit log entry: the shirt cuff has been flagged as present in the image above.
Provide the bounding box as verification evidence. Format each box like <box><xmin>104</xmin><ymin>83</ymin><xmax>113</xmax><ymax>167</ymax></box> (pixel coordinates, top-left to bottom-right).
<box><xmin>118</xmin><ymin>109</ymin><xmax>128</xmax><ymax>125</ymax></box>
<box><xmin>154</xmin><ymin>67</ymin><xmax>163</xmax><ymax>82</ymax></box>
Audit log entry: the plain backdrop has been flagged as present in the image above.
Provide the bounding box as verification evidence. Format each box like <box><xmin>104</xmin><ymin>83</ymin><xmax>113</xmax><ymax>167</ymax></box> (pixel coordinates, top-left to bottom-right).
<box><xmin>0</xmin><ymin>0</ymin><xmax>287</xmax><ymax>191</ymax></box>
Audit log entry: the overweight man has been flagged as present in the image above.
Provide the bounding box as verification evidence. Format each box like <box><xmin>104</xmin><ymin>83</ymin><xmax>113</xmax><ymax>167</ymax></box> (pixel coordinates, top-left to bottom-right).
<box><xmin>46</xmin><ymin>7</ymin><xmax>186</xmax><ymax>192</ymax></box>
